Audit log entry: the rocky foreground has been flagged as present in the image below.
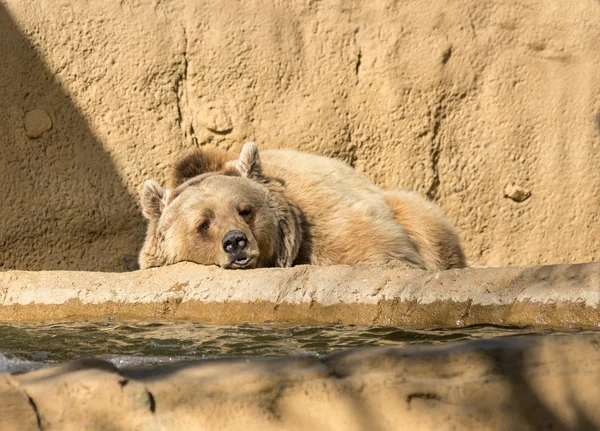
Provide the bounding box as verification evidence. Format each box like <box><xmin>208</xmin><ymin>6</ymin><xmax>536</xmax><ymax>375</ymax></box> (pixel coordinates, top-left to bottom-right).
<box><xmin>0</xmin><ymin>334</ymin><xmax>598</xmax><ymax>430</ymax></box>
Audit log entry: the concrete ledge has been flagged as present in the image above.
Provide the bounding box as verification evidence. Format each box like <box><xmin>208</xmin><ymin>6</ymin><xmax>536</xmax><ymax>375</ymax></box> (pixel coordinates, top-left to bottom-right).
<box><xmin>3</xmin><ymin>334</ymin><xmax>600</xmax><ymax>430</ymax></box>
<box><xmin>0</xmin><ymin>262</ymin><xmax>598</xmax><ymax>327</ymax></box>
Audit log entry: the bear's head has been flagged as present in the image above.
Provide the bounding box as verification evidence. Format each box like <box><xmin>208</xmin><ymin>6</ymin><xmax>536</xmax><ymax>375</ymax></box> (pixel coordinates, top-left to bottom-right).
<box><xmin>139</xmin><ymin>142</ymin><xmax>304</xmax><ymax>270</ymax></box>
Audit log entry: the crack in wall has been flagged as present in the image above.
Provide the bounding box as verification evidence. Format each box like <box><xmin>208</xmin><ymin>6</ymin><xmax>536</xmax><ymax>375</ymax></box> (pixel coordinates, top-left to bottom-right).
<box><xmin>174</xmin><ymin>26</ymin><xmax>198</xmax><ymax>146</ymax></box>
<box><xmin>425</xmin><ymin>95</ymin><xmax>445</xmax><ymax>201</ymax></box>
<box><xmin>25</xmin><ymin>392</ymin><xmax>43</xmax><ymax>431</ymax></box>
<box><xmin>147</xmin><ymin>389</ymin><xmax>157</xmax><ymax>413</ymax></box>
<box><xmin>407</xmin><ymin>392</ymin><xmax>442</xmax><ymax>405</ymax></box>
<box><xmin>174</xmin><ymin>29</ymin><xmax>187</xmax><ymax>129</ymax></box>
<box><xmin>461</xmin><ymin>298</ymin><xmax>474</xmax><ymax>323</ymax></box>
<box><xmin>352</xmin><ymin>28</ymin><xmax>361</xmax><ymax>78</ymax></box>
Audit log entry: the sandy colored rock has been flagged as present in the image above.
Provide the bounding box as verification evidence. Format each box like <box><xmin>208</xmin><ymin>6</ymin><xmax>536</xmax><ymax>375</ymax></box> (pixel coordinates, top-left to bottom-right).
<box><xmin>197</xmin><ymin>102</ymin><xmax>233</xmax><ymax>133</ymax></box>
<box><xmin>504</xmin><ymin>183</ymin><xmax>531</xmax><ymax>202</ymax></box>
<box><xmin>15</xmin><ymin>360</ymin><xmax>154</xmax><ymax>431</ymax></box>
<box><xmin>0</xmin><ymin>262</ymin><xmax>598</xmax><ymax>327</ymax></box>
<box><xmin>23</xmin><ymin>108</ymin><xmax>52</xmax><ymax>138</ymax></box>
<box><xmin>0</xmin><ymin>374</ymin><xmax>40</xmax><ymax>431</ymax></box>
<box><xmin>0</xmin><ymin>0</ymin><xmax>599</xmax><ymax>271</ymax></box>
<box><xmin>2</xmin><ymin>335</ymin><xmax>600</xmax><ymax>430</ymax></box>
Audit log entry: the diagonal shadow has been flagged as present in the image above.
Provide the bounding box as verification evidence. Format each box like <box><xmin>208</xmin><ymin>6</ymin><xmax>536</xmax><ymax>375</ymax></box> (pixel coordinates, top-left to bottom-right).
<box><xmin>0</xmin><ymin>5</ymin><xmax>145</xmax><ymax>271</ymax></box>
<box><xmin>121</xmin><ymin>337</ymin><xmax>600</xmax><ymax>429</ymax></box>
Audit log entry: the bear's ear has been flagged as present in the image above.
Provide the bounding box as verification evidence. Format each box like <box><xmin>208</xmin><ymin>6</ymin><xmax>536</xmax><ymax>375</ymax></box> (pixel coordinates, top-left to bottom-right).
<box><xmin>141</xmin><ymin>180</ymin><xmax>169</xmax><ymax>220</ymax></box>
<box><xmin>227</xmin><ymin>141</ymin><xmax>263</xmax><ymax>179</ymax></box>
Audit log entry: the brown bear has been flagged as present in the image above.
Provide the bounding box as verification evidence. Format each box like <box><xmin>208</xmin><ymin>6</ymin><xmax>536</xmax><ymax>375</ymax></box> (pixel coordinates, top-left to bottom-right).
<box><xmin>139</xmin><ymin>142</ymin><xmax>467</xmax><ymax>270</ymax></box>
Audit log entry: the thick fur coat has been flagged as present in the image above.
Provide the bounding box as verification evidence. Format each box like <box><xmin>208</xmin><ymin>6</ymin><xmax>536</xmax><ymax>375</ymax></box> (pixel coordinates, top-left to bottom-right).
<box><xmin>139</xmin><ymin>142</ymin><xmax>467</xmax><ymax>270</ymax></box>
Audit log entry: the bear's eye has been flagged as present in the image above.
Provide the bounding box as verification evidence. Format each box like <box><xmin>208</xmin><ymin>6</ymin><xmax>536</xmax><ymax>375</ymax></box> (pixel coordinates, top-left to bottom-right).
<box><xmin>238</xmin><ymin>207</ymin><xmax>252</xmax><ymax>219</ymax></box>
<box><xmin>197</xmin><ymin>219</ymin><xmax>211</xmax><ymax>232</ymax></box>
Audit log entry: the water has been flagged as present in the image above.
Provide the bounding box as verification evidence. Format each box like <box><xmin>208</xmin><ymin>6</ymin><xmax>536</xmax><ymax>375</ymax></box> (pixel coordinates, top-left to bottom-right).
<box><xmin>0</xmin><ymin>321</ymin><xmax>595</xmax><ymax>373</ymax></box>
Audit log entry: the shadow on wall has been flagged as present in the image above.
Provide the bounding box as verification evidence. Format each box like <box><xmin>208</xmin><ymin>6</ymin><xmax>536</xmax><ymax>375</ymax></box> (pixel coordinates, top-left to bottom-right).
<box><xmin>0</xmin><ymin>5</ymin><xmax>145</xmax><ymax>272</ymax></box>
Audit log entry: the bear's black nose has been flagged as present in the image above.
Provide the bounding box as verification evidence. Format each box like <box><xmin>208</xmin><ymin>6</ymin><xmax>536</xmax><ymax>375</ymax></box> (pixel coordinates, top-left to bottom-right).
<box><xmin>222</xmin><ymin>230</ymin><xmax>248</xmax><ymax>254</ymax></box>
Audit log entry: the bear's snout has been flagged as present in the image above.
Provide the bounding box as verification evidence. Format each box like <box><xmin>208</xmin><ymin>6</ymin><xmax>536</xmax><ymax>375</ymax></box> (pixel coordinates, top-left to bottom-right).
<box><xmin>222</xmin><ymin>230</ymin><xmax>248</xmax><ymax>255</ymax></box>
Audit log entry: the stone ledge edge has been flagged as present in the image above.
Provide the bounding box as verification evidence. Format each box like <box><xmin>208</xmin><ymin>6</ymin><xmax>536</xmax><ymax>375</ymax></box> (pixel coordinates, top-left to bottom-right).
<box><xmin>0</xmin><ymin>261</ymin><xmax>597</xmax><ymax>327</ymax></box>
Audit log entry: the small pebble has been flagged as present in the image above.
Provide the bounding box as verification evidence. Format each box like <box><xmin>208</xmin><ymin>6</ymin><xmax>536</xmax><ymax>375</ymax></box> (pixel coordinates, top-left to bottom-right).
<box><xmin>197</xmin><ymin>103</ymin><xmax>233</xmax><ymax>133</ymax></box>
<box><xmin>504</xmin><ymin>183</ymin><xmax>531</xmax><ymax>202</ymax></box>
<box><xmin>24</xmin><ymin>108</ymin><xmax>52</xmax><ymax>138</ymax></box>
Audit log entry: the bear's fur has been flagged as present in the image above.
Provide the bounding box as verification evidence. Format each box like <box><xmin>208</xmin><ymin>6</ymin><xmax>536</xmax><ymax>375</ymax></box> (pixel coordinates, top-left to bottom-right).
<box><xmin>139</xmin><ymin>142</ymin><xmax>467</xmax><ymax>271</ymax></box>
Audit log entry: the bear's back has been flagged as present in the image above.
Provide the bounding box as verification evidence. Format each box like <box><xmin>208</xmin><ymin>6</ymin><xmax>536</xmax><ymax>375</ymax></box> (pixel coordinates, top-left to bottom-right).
<box><xmin>258</xmin><ymin>149</ymin><xmax>420</xmax><ymax>266</ymax></box>
<box><xmin>260</xmin><ymin>149</ymin><xmax>391</xmax><ymax>218</ymax></box>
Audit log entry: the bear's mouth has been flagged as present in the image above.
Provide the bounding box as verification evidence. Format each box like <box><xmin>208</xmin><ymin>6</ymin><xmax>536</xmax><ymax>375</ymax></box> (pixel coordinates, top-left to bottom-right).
<box><xmin>231</xmin><ymin>256</ymin><xmax>253</xmax><ymax>268</ymax></box>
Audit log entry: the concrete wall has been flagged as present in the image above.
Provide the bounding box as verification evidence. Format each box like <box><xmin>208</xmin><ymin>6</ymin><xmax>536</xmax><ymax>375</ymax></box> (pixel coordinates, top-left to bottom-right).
<box><xmin>1</xmin><ymin>0</ymin><xmax>599</xmax><ymax>271</ymax></box>
<box><xmin>0</xmin><ymin>262</ymin><xmax>598</xmax><ymax>327</ymax></box>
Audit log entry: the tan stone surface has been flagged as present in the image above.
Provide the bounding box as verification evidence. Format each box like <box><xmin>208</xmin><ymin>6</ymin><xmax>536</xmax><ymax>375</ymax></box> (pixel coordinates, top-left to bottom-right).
<box><xmin>0</xmin><ymin>0</ymin><xmax>599</xmax><ymax>271</ymax></box>
<box><xmin>2</xmin><ymin>335</ymin><xmax>600</xmax><ymax>430</ymax></box>
<box><xmin>0</xmin><ymin>374</ymin><xmax>40</xmax><ymax>431</ymax></box>
<box><xmin>0</xmin><ymin>262</ymin><xmax>598</xmax><ymax>327</ymax></box>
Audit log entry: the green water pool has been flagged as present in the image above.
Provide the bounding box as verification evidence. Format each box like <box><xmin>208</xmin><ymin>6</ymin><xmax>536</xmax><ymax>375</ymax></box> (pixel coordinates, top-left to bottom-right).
<box><xmin>0</xmin><ymin>321</ymin><xmax>596</xmax><ymax>373</ymax></box>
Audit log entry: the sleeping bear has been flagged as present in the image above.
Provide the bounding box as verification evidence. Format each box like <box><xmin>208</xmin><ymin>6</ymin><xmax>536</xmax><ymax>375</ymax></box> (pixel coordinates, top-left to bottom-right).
<box><xmin>139</xmin><ymin>142</ymin><xmax>467</xmax><ymax>270</ymax></box>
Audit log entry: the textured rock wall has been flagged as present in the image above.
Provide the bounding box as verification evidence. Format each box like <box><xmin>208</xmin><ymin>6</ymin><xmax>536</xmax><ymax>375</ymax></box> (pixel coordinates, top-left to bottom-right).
<box><xmin>1</xmin><ymin>0</ymin><xmax>599</xmax><ymax>271</ymax></box>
